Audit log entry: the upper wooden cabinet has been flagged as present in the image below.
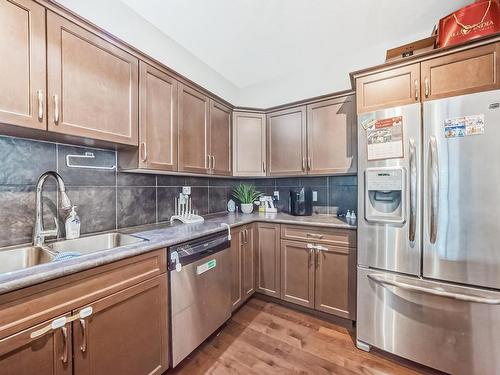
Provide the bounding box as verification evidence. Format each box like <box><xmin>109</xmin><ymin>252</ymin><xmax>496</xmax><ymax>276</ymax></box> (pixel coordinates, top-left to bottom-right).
<box><xmin>0</xmin><ymin>0</ymin><xmax>46</xmax><ymax>130</ymax></box>
<box><xmin>209</xmin><ymin>100</ymin><xmax>232</xmax><ymax>176</ymax></box>
<box><xmin>46</xmin><ymin>11</ymin><xmax>139</xmax><ymax>145</ymax></box>
<box><xmin>306</xmin><ymin>96</ymin><xmax>357</xmax><ymax>174</ymax></box>
<box><xmin>178</xmin><ymin>83</ymin><xmax>210</xmax><ymax>174</ymax></box>
<box><xmin>256</xmin><ymin>223</ymin><xmax>281</xmax><ymax>297</ymax></box>
<box><xmin>280</xmin><ymin>240</ymin><xmax>315</xmax><ymax>308</ymax></box>
<box><xmin>356</xmin><ymin>64</ymin><xmax>420</xmax><ymax>113</ymax></box>
<box><xmin>139</xmin><ymin>62</ymin><xmax>178</xmax><ymax>171</ymax></box>
<box><xmin>232</xmin><ymin>112</ymin><xmax>267</xmax><ymax>176</ymax></box>
<box><xmin>421</xmin><ymin>43</ymin><xmax>500</xmax><ymax>101</ymax></box>
<box><xmin>267</xmin><ymin>106</ymin><xmax>307</xmax><ymax>176</ymax></box>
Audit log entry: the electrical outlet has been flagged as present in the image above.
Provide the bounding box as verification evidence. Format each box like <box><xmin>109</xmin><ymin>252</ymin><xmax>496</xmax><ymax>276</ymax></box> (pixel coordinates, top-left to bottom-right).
<box><xmin>273</xmin><ymin>191</ymin><xmax>279</xmax><ymax>200</ymax></box>
<box><xmin>182</xmin><ymin>186</ymin><xmax>191</xmax><ymax>195</ymax></box>
<box><xmin>312</xmin><ymin>191</ymin><xmax>318</xmax><ymax>202</ymax></box>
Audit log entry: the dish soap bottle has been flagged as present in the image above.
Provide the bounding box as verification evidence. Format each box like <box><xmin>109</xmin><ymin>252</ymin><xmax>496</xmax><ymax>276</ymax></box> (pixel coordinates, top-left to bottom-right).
<box><xmin>65</xmin><ymin>206</ymin><xmax>81</xmax><ymax>240</ymax></box>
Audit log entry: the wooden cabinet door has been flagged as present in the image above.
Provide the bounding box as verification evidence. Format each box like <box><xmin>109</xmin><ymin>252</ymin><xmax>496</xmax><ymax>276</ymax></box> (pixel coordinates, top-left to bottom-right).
<box><xmin>356</xmin><ymin>64</ymin><xmax>420</xmax><ymax>113</ymax></box>
<box><xmin>0</xmin><ymin>0</ymin><xmax>46</xmax><ymax>130</ymax></box>
<box><xmin>315</xmin><ymin>245</ymin><xmax>356</xmax><ymax>319</ymax></box>
<box><xmin>139</xmin><ymin>62</ymin><xmax>178</xmax><ymax>171</ymax></box>
<box><xmin>0</xmin><ymin>315</ymin><xmax>72</xmax><ymax>375</ymax></box>
<box><xmin>46</xmin><ymin>11</ymin><xmax>139</xmax><ymax>145</ymax></box>
<box><xmin>209</xmin><ymin>100</ymin><xmax>232</xmax><ymax>176</ymax></box>
<box><xmin>178</xmin><ymin>83</ymin><xmax>210</xmax><ymax>174</ymax></box>
<box><xmin>230</xmin><ymin>226</ymin><xmax>244</xmax><ymax>311</ymax></box>
<box><xmin>280</xmin><ymin>240</ymin><xmax>315</xmax><ymax>308</ymax></box>
<box><xmin>242</xmin><ymin>225</ymin><xmax>256</xmax><ymax>300</ymax></box>
<box><xmin>256</xmin><ymin>223</ymin><xmax>281</xmax><ymax>297</ymax></box>
<box><xmin>232</xmin><ymin>112</ymin><xmax>267</xmax><ymax>176</ymax></box>
<box><xmin>306</xmin><ymin>96</ymin><xmax>357</xmax><ymax>174</ymax></box>
<box><xmin>73</xmin><ymin>276</ymin><xmax>168</xmax><ymax>375</ymax></box>
<box><xmin>421</xmin><ymin>43</ymin><xmax>500</xmax><ymax>101</ymax></box>
<box><xmin>267</xmin><ymin>106</ymin><xmax>307</xmax><ymax>176</ymax></box>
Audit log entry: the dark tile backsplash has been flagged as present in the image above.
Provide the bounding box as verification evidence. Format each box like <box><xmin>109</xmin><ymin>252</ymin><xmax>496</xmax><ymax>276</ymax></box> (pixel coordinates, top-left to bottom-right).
<box><xmin>0</xmin><ymin>135</ymin><xmax>357</xmax><ymax>247</ymax></box>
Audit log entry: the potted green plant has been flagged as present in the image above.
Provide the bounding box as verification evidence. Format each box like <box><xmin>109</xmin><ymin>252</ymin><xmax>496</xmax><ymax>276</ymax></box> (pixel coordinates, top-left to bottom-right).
<box><xmin>231</xmin><ymin>184</ymin><xmax>262</xmax><ymax>214</ymax></box>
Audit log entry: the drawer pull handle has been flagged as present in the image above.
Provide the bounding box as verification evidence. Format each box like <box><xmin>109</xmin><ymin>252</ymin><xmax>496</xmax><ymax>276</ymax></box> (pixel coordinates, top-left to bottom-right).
<box><xmin>37</xmin><ymin>90</ymin><xmax>44</xmax><ymax>120</ymax></box>
<box><xmin>80</xmin><ymin>319</ymin><xmax>87</xmax><ymax>353</ymax></box>
<box><xmin>306</xmin><ymin>233</ymin><xmax>323</xmax><ymax>239</ymax></box>
<box><xmin>54</xmin><ymin>95</ymin><xmax>60</xmax><ymax>124</ymax></box>
<box><xmin>60</xmin><ymin>326</ymin><xmax>68</xmax><ymax>364</ymax></box>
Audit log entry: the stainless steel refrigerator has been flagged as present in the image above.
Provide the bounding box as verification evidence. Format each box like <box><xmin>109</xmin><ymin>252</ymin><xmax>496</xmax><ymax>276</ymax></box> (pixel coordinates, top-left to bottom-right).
<box><xmin>357</xmin><ymin>90</ymin><xmax>500</xmax><ymax>375</ymax></box>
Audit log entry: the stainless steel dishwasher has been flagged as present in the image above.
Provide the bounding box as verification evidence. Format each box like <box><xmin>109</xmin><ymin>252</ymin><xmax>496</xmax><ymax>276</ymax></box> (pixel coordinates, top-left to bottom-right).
<box><xmin>168</xmin><ymin>230</ymin><xmax>231</xmax><ymax>367</ymax></box>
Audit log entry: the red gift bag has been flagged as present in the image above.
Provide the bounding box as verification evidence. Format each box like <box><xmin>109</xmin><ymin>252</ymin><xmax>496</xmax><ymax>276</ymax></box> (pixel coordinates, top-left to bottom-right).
<box><xmin>437</xmin><ymin>0</ymin><xmax>500</xmax><ymax>47</ymax></box>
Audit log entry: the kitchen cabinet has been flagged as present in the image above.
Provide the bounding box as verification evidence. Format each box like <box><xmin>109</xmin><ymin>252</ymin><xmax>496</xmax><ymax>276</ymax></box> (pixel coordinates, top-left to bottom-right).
<box><xmin>256</xmin><ymin>223</ymin><xmax>281</xmax><ymax>297</ymax></box>
<box><xmin>315</xmin><ymin>244</ymin><xmax>356</xmax><ymax>319</ymax></box>
<box><xmin>0</xmin><ymin>315</ymin><xmax>72</xmax><ymax>375</ymax></box>
<box><xmin>267</xmin><ymin>106</ymin><xmax>307</xmax><ymax>176</ymax></box>
<box><xmin>232</xmin><ymin>112</ymin><xmax>267</xmax><ymax>176</ymax></box>
<box><xmin>119</xmin><ymin>62</ymin><xmax>178</xmax><ymax>171</ymax></box>
<box><xmin>0</xmin><ymin>250</ymin><xmax>169</xmax><ymax>374</ymax></box>
<box><xmin>230</xmin><ymin>225</ymin><xmax>255</xmax><ymax>311</ymax></box>
<box><xmin>46</xmin><ymin>11</ymin><xmax>139</xmax><ymax>146</ymax></box>
<box><xmin>306</xmin><ymin>96</ymin><xmax>357</xmax><ymax>174</ymax></box>
<box><xmin>209</xmin><ymin>100</ymin><xmax>232</xmax><ymax>175</ymax></box>
<box><xmin>178</xmin><ymin>83</ymin><xmax>210</xmax><ymax>174</ymax></box>
<box><xmin>280</xmin><ymin>240</ymin><xmax>315</xmax><ymax>308</ymax></box>
<box><xmin>73</xmin><ymin>276</ymin><xmax>167</xmax><ymax>375</ymax></box>
<box><xmin>356</xmin><ymin>64</ymin><xmax>420</xmax><ymax>113</ymax></box>
<box><xmin>0</xmin><ymin>0</ymin><xmax>46</xmax><ymax>131</ymax></box>
<box><xmin>421</xmin><ymin>43</ymin><xmax>500</xmax><ymax>101</ymax></box>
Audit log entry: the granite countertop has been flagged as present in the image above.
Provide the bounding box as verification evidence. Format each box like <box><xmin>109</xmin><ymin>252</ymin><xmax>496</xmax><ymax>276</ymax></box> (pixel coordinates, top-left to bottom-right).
<box><xmin>0</xmin><ymin>212</ymin><xmax>356</xmax><ymax>295</ymax></box>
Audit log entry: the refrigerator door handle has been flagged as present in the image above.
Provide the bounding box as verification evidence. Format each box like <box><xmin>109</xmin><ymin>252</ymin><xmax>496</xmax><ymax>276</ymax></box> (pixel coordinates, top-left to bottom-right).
<box><xmin>367</xmin><ymin>274</ymin><xmax>500</xmax><ymax>305</ymax></box>
<box><xmin>409</xmin><ymin>138</ymin><xmax>417</xmax><ymax>243</ymax></box>
<box><xmin>429</xmin><ymin>136</ymin><xmax>439</xmax><ymax>244</ymax></box>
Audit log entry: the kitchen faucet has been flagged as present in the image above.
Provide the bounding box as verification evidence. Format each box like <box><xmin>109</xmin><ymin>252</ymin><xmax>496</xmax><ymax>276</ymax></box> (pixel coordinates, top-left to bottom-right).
<box><xmin>33</xmin><ymin>171</ymin><xmax>72</xmax><ymax>247</ymax></box>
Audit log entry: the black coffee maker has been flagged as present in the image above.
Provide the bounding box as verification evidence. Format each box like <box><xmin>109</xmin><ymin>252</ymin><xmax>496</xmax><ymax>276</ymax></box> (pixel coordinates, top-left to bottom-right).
<box><xmin>289</xmin><ymin>187</ymin><xmax>313</xmax><ymax>216</ymax></box>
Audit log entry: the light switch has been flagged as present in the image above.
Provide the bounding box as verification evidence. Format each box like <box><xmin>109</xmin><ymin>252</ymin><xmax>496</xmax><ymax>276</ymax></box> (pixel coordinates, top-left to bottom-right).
<box><xmin>182</xmin><ymin>186</ymin><xmax>191</xmax><ymax>195</ymax></box>
<box><xmin>274</xmin><ymin>191</ymin><xmax>279</xmax><ymax>200</ymax></box>
<box><xmin>312</xmin><ymin>191</ymin><xmax>318</xmax><ymax>202</ymax></box>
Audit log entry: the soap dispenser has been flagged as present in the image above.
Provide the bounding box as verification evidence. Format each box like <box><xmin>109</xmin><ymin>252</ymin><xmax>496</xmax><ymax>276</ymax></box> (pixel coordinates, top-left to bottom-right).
<box><xmin>65</xmin><ymin>206</ymin><xmax>81</xmax><ymax>240</ymax></box>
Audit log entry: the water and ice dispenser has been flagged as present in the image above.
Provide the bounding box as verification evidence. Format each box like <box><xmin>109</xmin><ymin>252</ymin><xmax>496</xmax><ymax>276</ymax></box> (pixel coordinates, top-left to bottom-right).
<box><xmin>365</xmin><ymin>167</ymin><xmax>405</xmax><ymax>223</ymax></box>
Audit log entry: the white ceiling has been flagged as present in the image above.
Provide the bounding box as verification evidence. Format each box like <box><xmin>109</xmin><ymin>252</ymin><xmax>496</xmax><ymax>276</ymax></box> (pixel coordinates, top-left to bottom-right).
<box><xmin>58</xmin><ymin>0</ymin><xmax>470</xmax><ymax>107</ymax></box>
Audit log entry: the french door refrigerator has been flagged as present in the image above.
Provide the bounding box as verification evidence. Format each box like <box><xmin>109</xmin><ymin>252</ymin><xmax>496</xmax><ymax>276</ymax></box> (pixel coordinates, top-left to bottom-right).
<box><xmin>357</xmin><ymin>90</ymin><xmax>500</xmax><ymax>375</ymax></box>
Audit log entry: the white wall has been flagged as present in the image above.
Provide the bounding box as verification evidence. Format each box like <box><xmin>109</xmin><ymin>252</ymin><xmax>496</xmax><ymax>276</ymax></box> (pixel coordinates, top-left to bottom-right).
<box><xmin>55</xmin><ymin>0</ymin><xmax>239</xmax><ymax>103</ymax></box>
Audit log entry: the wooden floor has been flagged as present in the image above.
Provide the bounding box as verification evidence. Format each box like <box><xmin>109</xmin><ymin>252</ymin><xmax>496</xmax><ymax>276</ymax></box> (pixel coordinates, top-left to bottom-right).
<box><xmin>168</xmin><ymin>297</ymin><xmax>439</xmax><ymax>375</ymax></box>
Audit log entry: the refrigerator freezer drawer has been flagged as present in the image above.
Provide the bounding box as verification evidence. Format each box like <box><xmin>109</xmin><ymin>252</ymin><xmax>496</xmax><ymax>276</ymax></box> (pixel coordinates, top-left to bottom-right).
<box><xmin>357</xmin><ymin>267</ymin><xmax>500</xmax><ymax>375</ymax></box>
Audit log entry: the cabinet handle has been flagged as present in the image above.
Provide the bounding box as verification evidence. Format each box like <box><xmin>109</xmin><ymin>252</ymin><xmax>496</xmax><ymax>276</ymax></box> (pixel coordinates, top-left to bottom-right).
<box><xmin>262</xmin><ymin>161</ymin><xmax>266</xmax><ymax>173</ymax></box>
<box><xmin>307</xmin><ymin>156</ymin><xmax>311</xmax><ymax>170</ymax></box>
<box><xmin>60</xmin><ymin>326</ymin><xmax>68</xmax><ymax>364</ymax></box>
<box><xmin>141</xmin><ymin>142</ymin><xmax>147</xmax><ymax>162</ymax></box>
<box><xmin>244</xmin><ymin>229</ymin><xmax>248</xmax><ymax>244</ymax></box>
<box><xmin>302</xmin><ymin>158</ymin><xmax>306</xmax><ymax>171</ymax></box>
<box><xmin>424</xmin><ymin>77</ymin><xmax>429</xmax><ymax>98</ymax></box>
<box><xmin>37</xmin><ymin>90</ymin><xmax>44</xmax><ymax>121</ymax></box>
<box><xmin>306</xmin><ymin>233</ymin><xmax>323</xmax><ymax>239</ymax></box>
<box><xmin>414</xmin><ymin>80</ymin><xmax>419</xmax><ymax>101</ymax></box>
<box><xmin>54</xmin><ymin>95</ymin><xmax>60</xmax><ymax>124</ymax></box>
<box><xmin>207</xmin><ymin>155</ymin><xmax>212</xmax><ymax>170</ymax></box>
<box><xmin>212</xmin><ymin>155</ymin><xmax>216</xmax><ymax>170</ymax></box>
<box><xmin>79</xmin><ymin>319</ymin><xmax>87</xmax><ymax>353</ymax></box>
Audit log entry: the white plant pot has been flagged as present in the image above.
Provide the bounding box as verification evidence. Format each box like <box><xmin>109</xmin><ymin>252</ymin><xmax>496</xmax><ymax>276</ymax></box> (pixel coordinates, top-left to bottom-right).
<box><xmin>240</xmin><ymin>203</ymin><xmax>254</xmax><ymax>214</ymax></box>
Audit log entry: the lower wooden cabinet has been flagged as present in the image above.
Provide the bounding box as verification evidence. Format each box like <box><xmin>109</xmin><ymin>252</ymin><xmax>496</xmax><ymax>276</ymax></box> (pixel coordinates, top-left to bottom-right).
<box><xmin>0</xmin><ymin>315</ymin><xmax>72</xmax><ymax>375</ymax></box>
<box><xmin>73</xmin><ymin>276</ymin><xmax>168</xmax><ymax>375</ymax></box>
<box><xmin>315</xmin><ymin>245</ymin><xmax>356</xmax><ymax>319</ymax></box>
<box><xmin>0</xmin><ymin>250</ymin><xmax>169</xmax><ymax>375</ymax></box>
<box><xmin>280</xmin><ymin>240</ymin><xmax>315</xmax><ymax>308</ymax></box>
<box><xmin>231</xmin><ymin>225</ymin><xmax>255</xmax><ymax>311</ymax></box>
<box><xmin>256</xmin><ymin>223</ymin><xmax>281</xmax><ymax>297</ymax></box>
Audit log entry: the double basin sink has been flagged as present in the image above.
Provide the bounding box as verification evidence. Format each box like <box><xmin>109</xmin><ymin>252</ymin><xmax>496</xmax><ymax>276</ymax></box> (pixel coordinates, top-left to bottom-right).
<box><xmin>0</xmin><ymin>233</ymin><xmax>147</xmax><ymax>274</ymax></box>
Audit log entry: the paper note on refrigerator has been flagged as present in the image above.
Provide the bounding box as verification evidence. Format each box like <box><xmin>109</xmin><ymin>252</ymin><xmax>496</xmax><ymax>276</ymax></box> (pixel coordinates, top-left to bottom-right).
<box><xmin>366</xmin><ymin>116</ymin><xmax>404</xmax><ymax>161</ymax></box>
<box><xmin>444</xmin><ymin>114</ymin><xmax>484</xmax><ymax>138</ymax></box>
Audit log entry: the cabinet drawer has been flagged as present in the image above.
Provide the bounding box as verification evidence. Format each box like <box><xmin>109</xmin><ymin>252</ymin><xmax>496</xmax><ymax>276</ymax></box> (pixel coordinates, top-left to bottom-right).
<box><xmin>0</xmin><ymin>249</ymin><xmax>166</xmax><ymax>339</ymax></box>
<box><xmin>281</xmin><ymin>225</ymin><xmax>356</xmax><ymax>247</ymax></box>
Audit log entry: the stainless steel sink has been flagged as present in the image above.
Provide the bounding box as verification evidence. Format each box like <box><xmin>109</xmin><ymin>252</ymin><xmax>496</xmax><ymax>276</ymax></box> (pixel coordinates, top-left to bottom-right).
<box><xmin>47</xmin><ymin>232</ymin><xmax>147</xmax><ymax>255</ymax></box>
<box><xmin>0</xmin><ymin>246</ymin><xmax>57</xmax><ymax>273</ymax></box>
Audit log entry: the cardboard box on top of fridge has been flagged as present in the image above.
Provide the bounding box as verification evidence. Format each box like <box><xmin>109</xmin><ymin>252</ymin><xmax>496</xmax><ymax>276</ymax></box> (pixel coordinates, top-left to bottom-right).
<box><xmin>437</xmin><ymin>0</ymin><xmax>500</xmax><ymax>48</ymax></box>
<box><xmin>385</xmin><ymin>35</ymin><xmax>437</xmax><ymax>62</ymax></box>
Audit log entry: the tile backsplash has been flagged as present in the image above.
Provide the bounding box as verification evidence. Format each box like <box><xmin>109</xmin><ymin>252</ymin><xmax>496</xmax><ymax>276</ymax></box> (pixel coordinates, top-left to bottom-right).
<box><xmin>0</xmin><ymin>136</ymin><xmax>357</xmax><ymax>247</ymax></box>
